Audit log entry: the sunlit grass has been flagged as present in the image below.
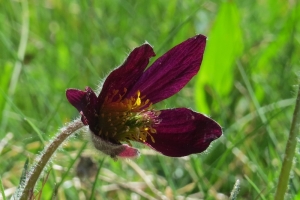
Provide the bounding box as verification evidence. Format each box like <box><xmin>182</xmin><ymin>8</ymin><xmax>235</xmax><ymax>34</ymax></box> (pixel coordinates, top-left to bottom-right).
<box><xmin>0</xmin><ymin>0</ymin><xmax>299</xmax><ymax>199</ymax></box>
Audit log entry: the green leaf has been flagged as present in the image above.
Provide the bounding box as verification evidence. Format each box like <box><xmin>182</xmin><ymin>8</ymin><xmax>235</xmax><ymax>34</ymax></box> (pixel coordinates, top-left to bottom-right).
<box><xmin>195</xmin><ymin>1</ymin><xmax>243</xmax><ymax>114</ymax></box>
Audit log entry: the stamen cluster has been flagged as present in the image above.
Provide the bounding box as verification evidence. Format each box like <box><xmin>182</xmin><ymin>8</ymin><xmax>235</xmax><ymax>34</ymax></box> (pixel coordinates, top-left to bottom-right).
<box><xmin>98</xmin><ymin>88</ymin><xmax>160</xmax><ymax>144</ymax></box>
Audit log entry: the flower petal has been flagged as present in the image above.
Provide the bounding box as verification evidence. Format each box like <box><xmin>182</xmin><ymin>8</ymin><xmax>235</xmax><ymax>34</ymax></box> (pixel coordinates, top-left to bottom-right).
<box><xmin>91</xmin><ymin>132</ymin><xmax>140</xmax><ymax>159</ymax></box>
<box><xmin>117</xmin><ymin>144</ymin><xmax>140</xmax><ymax>159</ymax></box>
<box><xmin>98</xmin><ymin>44</ymin><xmax>155</xmax><ymax>105</ymax></box>
<box><xmin>144</xmin><ymin>108</ymin><xmax>222</xmax><ymax>157</ymax></box>
<box><xmin>66</xmin><ymin>87</ymin><xmax>99</xmax><ymax>130</ymax></box>
<box><xmin>128</xmin><ymin>34</ymin><xmax>206</xmax><ymax>104</ymax></box>
<box><xmin>66</xmin><ymin>89</ymin><xmax>88</xmax><ymax>112</ymax></box>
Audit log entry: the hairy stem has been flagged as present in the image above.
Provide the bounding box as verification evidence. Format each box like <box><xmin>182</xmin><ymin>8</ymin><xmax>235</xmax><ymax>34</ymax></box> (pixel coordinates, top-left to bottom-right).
<box><xmin>18</xmin><ymin>119</ymin><xmax>84</xmax><ymax>200</ymax></box>
<box><xmin>275</xmin><ymin>82</ymin><xmax>300</xmax><ymax>199</ymax></box>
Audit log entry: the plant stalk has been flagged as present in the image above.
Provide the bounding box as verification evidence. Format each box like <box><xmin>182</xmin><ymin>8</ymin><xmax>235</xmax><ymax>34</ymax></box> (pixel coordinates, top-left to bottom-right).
<box><xmin>18</xmin><ymin>119</ymin><xmax>84</xmax><ymax>200</ymax></box>
<box><xmin>275</xmin><ymin>82</ymin><xmax>300</xmax><ymax>199</ymax></box>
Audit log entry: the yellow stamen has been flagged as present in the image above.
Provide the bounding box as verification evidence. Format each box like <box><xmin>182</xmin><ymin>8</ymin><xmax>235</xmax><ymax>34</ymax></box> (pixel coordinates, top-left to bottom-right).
<box><xmin>99</xmin><ymin>88</ymin><xmax>159</xmax><ymax>144</ymax></box>
<box><xmin>134</xmin><ymin>90</ymin><xmax>141</xmax><ymax>107</ymax></box>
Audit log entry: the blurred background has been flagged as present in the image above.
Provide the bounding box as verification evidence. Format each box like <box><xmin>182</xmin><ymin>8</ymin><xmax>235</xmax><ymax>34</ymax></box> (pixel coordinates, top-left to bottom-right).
<box><xmin>0</xmin><ymin>0</ymin><xmax>299</xmax><ymax>199</ymax></box>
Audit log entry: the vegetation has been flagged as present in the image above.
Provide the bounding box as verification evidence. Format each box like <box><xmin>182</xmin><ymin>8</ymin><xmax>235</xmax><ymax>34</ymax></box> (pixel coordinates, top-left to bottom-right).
<box><xmin>0</xmin><ymin>0</ymin><xmax>299</xmax><ymax>199</ymax></box>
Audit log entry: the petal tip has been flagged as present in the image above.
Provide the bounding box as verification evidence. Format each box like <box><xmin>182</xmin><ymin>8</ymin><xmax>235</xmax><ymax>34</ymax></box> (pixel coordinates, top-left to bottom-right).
<box><xmin>117</xmin><ymin>144</ymin><xmax>140</xmax><ymax>159</ymax></box>
<box><xmin>91</xmin><ymin>134</ymin><xmax>140</xmax><ymax>159</ymax></box>
<box><xmin>65</xmin><ymin>88</ymin><xmax>86</xmax><ymax>105</ymax></box>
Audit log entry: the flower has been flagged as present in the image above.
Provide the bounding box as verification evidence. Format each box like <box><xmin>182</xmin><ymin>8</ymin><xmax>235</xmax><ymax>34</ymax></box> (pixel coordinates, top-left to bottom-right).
<box><xmin>66</xmin><ymin>34</ymin><xmax>222</xmax><ymax>158</ymax></box>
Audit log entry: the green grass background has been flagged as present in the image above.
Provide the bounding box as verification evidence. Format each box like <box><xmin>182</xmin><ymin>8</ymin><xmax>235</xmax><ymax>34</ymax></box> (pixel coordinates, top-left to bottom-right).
<box><xmin>0</xmin><ymin>0</ymin><xmax>299</xmax><ymax>199</ymax></box>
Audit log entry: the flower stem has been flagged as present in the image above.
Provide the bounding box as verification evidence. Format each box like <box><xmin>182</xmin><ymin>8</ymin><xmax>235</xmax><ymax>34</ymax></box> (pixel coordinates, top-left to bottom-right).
<box><xmin>275</xmin><ymin>82</ymin><xmax>300</xmax><ymax>199</ymax></box>
<box><xmin>18</xmin><ymin>119</ymin><xmax>84</xmax><ymax>200</ymax></box>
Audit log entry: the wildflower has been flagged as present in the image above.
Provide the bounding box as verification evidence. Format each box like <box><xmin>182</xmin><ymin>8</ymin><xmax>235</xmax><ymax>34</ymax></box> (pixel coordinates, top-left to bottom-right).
<box><xmin>66</xmin><ymin>34</ymin><xmax>222</xmax><ymax>158</ymax></box>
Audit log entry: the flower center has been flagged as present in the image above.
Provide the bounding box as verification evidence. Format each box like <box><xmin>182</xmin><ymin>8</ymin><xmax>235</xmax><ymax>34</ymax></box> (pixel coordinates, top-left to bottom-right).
<box><xmin>98</xmin><ymin>88</ymin><xmax>160</xmax><ymax>145</ymax></box>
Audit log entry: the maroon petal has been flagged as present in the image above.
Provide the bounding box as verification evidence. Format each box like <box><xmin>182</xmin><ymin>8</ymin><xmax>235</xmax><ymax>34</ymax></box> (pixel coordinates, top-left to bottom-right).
<box><xmin>66</xmin><ymin>89</ymin><xmax>88</xmax><ymax>112</ymax></box>
<box><xmin>66</xmin><ymin>87</ymin><xmax>99</xmax><ymax>130</ymax></box>
<box><xmin>117</xmin><ymin>144</ymin><xmax>140</xmax><ymax>159</ymax></box>
<box><xmin>144</xmin><ymin>108</ymin><xmax>222</xmax><ymax>157</ymax></box>
<box><xmin>91</xmin><ymin>133</ymin><xmax>140</xmax><ymax>159</ymax></box>
<box><xmin>98</xmin><ymin>44</ymin><xmax>155</xmax><ymax>105</ymax></box>
<box><xmin>128</xmin><ymin>35</ymin><xmax>206</xmax><ymax>104</ymax></box>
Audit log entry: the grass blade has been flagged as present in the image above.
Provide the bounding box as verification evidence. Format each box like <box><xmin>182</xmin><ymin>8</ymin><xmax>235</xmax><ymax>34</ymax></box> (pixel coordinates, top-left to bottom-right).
<box><xmin>89</xmin><ymin>157</ymin><xmax>105</xmax><ymax>200</ymax></box>
<box><xmin>0</xmin><ymin>175</ymin><xmax>7</xmax><ymax>200</ymax></box>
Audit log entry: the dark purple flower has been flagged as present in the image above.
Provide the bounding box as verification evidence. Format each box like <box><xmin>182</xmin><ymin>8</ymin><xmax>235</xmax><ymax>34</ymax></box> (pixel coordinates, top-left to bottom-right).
<box><xmin>66</xmin><ymin>34</ymin><xmax>222</xmax><ymax>158</ymax></box>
